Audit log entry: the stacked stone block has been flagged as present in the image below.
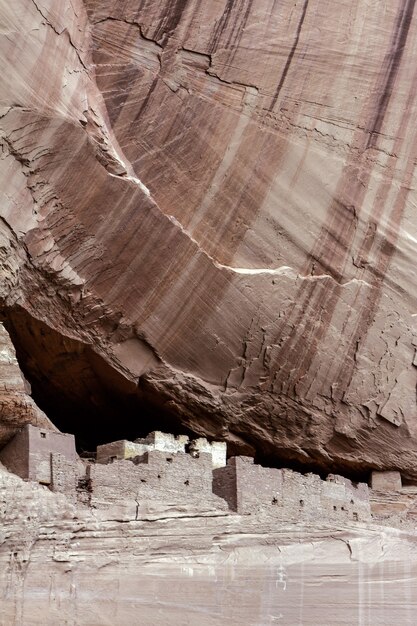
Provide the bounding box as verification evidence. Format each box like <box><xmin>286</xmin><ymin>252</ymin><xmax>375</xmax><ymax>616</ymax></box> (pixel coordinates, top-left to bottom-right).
<box><xmin>0</xmin><ymin>424</ymin><xmax>76</xmax><ymax>485</ymax></box>
<box><xmin>50</xmin><ymin>452</ymin><xmax>78</xmax><ymax>503</ymax></box>
<box><xmin>0</xmin><ymin>426</ymin><xmax>373</xmax><ymax>523</ymax></box>
<box><xmin>213</xmin><ymin>457</ymin><xmax>371</xmax><ymax>522</ymax></box>
<box><xmin>188</xmin><ymin>438</ymin><xmax>227</xmax><ymax>469</ymax></box>
<box><xmin>97</xmin><ymin>431</ymin><xmax>226</xmax><ymax>469</ymax></box>
<box><xmin>88</xmin><ymin>449</ymin><xmax>222</xmax><ymax>509</ymax></box>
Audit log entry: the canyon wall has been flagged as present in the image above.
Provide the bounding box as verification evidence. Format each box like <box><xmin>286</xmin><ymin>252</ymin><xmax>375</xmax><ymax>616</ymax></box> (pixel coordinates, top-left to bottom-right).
<box><xmin>1</xmin><ymin>1</ymin><xmax>417</xmax><ymax>471</ymax></box>
<box><xmin>3</xmin><ymin>3</ymin><xmax>417</xmax><ymax>622</ymax></box>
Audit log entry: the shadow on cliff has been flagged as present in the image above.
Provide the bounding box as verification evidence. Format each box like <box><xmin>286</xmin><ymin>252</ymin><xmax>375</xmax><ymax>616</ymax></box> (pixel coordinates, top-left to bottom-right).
<box><xmin>1</xmin><ymin>306</ymin><xmax>375</xmax><ymax>483</ymax></box>
<box><xmin>1</xmin><ymin>307</ymin><xmax>197</xmax><ymax>453</ymax></box>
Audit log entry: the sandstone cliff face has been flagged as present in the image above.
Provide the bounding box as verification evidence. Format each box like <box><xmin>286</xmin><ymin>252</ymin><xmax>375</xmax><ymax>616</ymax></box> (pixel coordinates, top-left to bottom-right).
<box><xmin>0</xmin><ymin>323</ymin><xmax>52</xmax><ymax>446</ymax></box>
<box><xmin>1</xmin><ymin>0</ymin><xmax>417</xmax><ymax>476</ymax></box>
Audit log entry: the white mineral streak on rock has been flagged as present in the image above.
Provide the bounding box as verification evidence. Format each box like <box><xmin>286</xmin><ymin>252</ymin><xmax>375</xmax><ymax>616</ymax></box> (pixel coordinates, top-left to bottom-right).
<box><xmin>100</xmin><ymin>136</ymin><xmax>151</xmax><ymax>197</ymax></box>
<box><xmin>108</xmin><ymin>169</ymin><xmax>151</xmax><ymax>197</ymax></box>
<box><xmin>170</xmin><ymin>213</ymin><xmax>371</xmax><ymax>286</ymax></box>
<box><xmin>224</xmin><ymin>265</ymin><xmax>295</xmax><ymax>276</ymax></box>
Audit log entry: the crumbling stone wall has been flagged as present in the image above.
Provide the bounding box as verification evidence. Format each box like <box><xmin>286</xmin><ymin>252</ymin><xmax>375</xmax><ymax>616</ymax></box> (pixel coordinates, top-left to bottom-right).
<box><xmin>50</xmin><ymin>453</ymin><xmax>78</xmax><ymax>503</ymax></box>
<box><xmin>213</xmin><ymin>457</ymin><xmax>371</xmax><ymax>522</ymax></box>
<box><xmin>0</xmin><ymin>426</ymin><xmax>373</xmax><ymax>523</ymax></box>
<box><xmin>369</xmin><ymin>471</ymin><xmax>417</xmax><ymax>529</ymax></box>
<box><xmin>370</xmin><ymin>471</ymin><xmax>402</xmax><ymax>491</ymax></box>
<box><xmin>135</xmin><ymin>432</ymin><xmax>190</xmax><ymax>454</ymax></box>
<box><xmin>322</xmin><ymin>474</ymin><xmax>369</xmax><ymax>522</ymax></box>
<box><xmin>96</xmin><ymin>439</ymin><xmax>146</xmax><ymax>464</ymax></box>
<box><xmin>213</xmin><ymin>456</ymin><xmax>282</xmax><ymax>514</ymax></box>
<box><xmin>97</xmin><ymin>431</ymin><xmax>226</xmax><ymax>469</ymax></box>
<box><xmin>87</xmin><ymin>449</ymin><xmax>225</xmax><ymax>509</ymax></box>
<box><xmin>188</xmin><ymin>438</ymin><xmax>226</xmax><ymax>469</ymax></box>
<box><xmin>212</xmin><ymin>463</ymin><xmax>237</xmax><ymax>511</ymax></box>
<box><xmin>0</xmin><ymin>425</ymin><xmax>29</xmax><ymax>480</ymax></box>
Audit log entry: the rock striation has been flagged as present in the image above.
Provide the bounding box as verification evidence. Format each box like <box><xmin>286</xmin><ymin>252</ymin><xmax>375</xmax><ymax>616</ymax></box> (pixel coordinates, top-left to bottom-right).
<box><xmin>3</xmin><ymin>2</ymin><xmax>417</xmax><ymax>622</ymax></box>
<box><xmin>1</xmin><ymin>1</ymin><xmax>417</xmax><ymax>480</ymax></box>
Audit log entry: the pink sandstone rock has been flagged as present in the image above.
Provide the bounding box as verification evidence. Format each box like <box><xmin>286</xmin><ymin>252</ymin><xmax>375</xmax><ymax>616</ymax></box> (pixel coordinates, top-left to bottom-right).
<box><xmin>1</xmin><ymin>1</ymin><xmax>417</xmax><ymax>477</ymax></box>
<box><xmin>0</xmin><ymin>323</ymin><xmax>53</xmax><ymax>446</ymax></box>
<box><xmin>4</xmin><ymin>2</ymin><xmax>417</xmax><ymax>621</ymax></box>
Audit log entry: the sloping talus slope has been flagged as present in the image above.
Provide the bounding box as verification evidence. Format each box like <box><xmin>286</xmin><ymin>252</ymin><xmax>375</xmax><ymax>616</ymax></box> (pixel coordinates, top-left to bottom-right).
<box><xmin>1</xmin><ymin>0</ymin><xmax>417</xmax><ymax>476</ymax></box>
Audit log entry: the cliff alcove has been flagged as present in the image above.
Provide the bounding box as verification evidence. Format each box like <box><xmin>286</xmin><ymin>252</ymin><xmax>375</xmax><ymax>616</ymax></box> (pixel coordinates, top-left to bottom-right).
<box><xmin>1</xmin><ymin>307</ymin><xmax>194</xmax><ymax>453</ymax></box>
<box><xmin>1</xmin><ymin>306</ymin><xmax>375</xmax><ymax>484</ymax></box>
<box><xmin>2</xmin><ymin>0</ymin><xmax>417</xmax><ymax>621</ymax></box>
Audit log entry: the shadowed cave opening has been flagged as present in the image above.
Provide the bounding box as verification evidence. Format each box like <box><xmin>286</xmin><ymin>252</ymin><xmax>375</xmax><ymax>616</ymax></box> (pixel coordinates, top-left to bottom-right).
<box><xmin>2</xmin><ymin>307</ymin><xmax>375</xmax><ymax>483</ymax></box>
<box><xmin>2</xmin><ymin>308</ymin><xmax>199</xmax><ymax>454</ymax></box>
<box><xmin>253</xmin><ymin>448</ymin><xmax>370</xmax><ymax>484</ymax></box>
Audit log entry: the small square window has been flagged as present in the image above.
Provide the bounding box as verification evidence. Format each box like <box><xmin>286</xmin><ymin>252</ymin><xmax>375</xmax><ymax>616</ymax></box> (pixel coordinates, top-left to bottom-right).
<box><xmin>40</xmin><ymin>432</ymin><xmax>46</xmax><ymax>439</ymax></box>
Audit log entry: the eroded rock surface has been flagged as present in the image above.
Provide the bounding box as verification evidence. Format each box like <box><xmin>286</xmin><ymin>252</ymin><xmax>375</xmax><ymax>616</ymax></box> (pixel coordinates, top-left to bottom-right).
<box><xmin>1</xmin><ymin>0</ymin><xmax>417</xmax><ymax>476</ymax></box>
<box><xmin>0</xmin><ymin>323</ymin><xmax>52</xmax><ymax>446</ymax></box>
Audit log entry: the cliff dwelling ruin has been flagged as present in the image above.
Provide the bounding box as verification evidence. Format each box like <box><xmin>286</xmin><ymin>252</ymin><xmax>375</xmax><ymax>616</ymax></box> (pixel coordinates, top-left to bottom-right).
<box><xmin>1</xmin><ymin>423</ymin><xmax>415</xmax><ymax>528</ymax></box>
<box><xmin>1</xmin><ymin>317</ymin><xmax>414</xmax><ymax>530</ymax></box>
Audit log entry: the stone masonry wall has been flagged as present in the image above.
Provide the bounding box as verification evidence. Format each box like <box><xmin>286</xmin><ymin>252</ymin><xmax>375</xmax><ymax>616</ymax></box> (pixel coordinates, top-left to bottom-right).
<box><xmin>87</xmin><ymin>449</ymin><xmax>226</xmax><ymax>509</ymax></box>
<box><xmin>96</xmin><ymin>439</ymin><xmax>145</xmax><ymax>464</ymax></box>
<box><xmin>0</xmin><ymin>425</ymin><xmax>29</xmax><ymax>480</ymax></box>
<box><xmin>0</xmin><ymin>424</ymin><xmax>76</xmax><ymax>485</ymax></box>
<box><xmin>27</xmin><ymin>426</ymin><xmax>76</xmax><ymax>484</ymax></box>
<box><xmin>97</xmin><ymin>432</ymin><xmax>227</xmax><ymax>468</ymax></box>
<box><xmin>135</xmin><ymin>432</ymin><xmax>190</xmax><ymax>454</ymax></box>
<box><xmin>212</xmin><ymin>464</ymin><xmax>237</xmax><ymax>511</ymax></box>
<box><xmin>213</xmin><ymin>457</ymin><xmax>371</xmax><ymax>522</ymax></box>
<box><xmin>230</xmin><ymin>456</ymin><xmax>283</xmax><ymax>515</ymax></box>
<box><xmin>1</xmin><ymin>426</ymin><xmax>372</xmax><ymax>522</ymax></box>
<box><xmin>96</xmin><ymin>433</ymin><xmax>191</xmax><ymax>464</ymax></box>
<box><xmin>50</xmin><ymin>453</ymin><xmax>77</xmax><ymax>504</ymax></box>
<box><xmin>189</xmin><ymin>438</ymin><xmax>227</xmax><ymax>469</ymax></box>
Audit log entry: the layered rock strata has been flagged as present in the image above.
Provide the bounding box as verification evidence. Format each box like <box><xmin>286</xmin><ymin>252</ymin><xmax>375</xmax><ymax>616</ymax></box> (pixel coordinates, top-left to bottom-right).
<box><xmin>1</xmin><ymin>1</ymin><xmax>417</xmax><ymax>476</ymax></box>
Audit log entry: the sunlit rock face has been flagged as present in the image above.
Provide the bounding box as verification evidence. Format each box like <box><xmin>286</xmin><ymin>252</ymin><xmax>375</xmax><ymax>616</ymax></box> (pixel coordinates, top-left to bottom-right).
<box><xmin>1</xmin><ymin>0</ymin><xmax>417</xmax><ymax>475</ymax></box>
